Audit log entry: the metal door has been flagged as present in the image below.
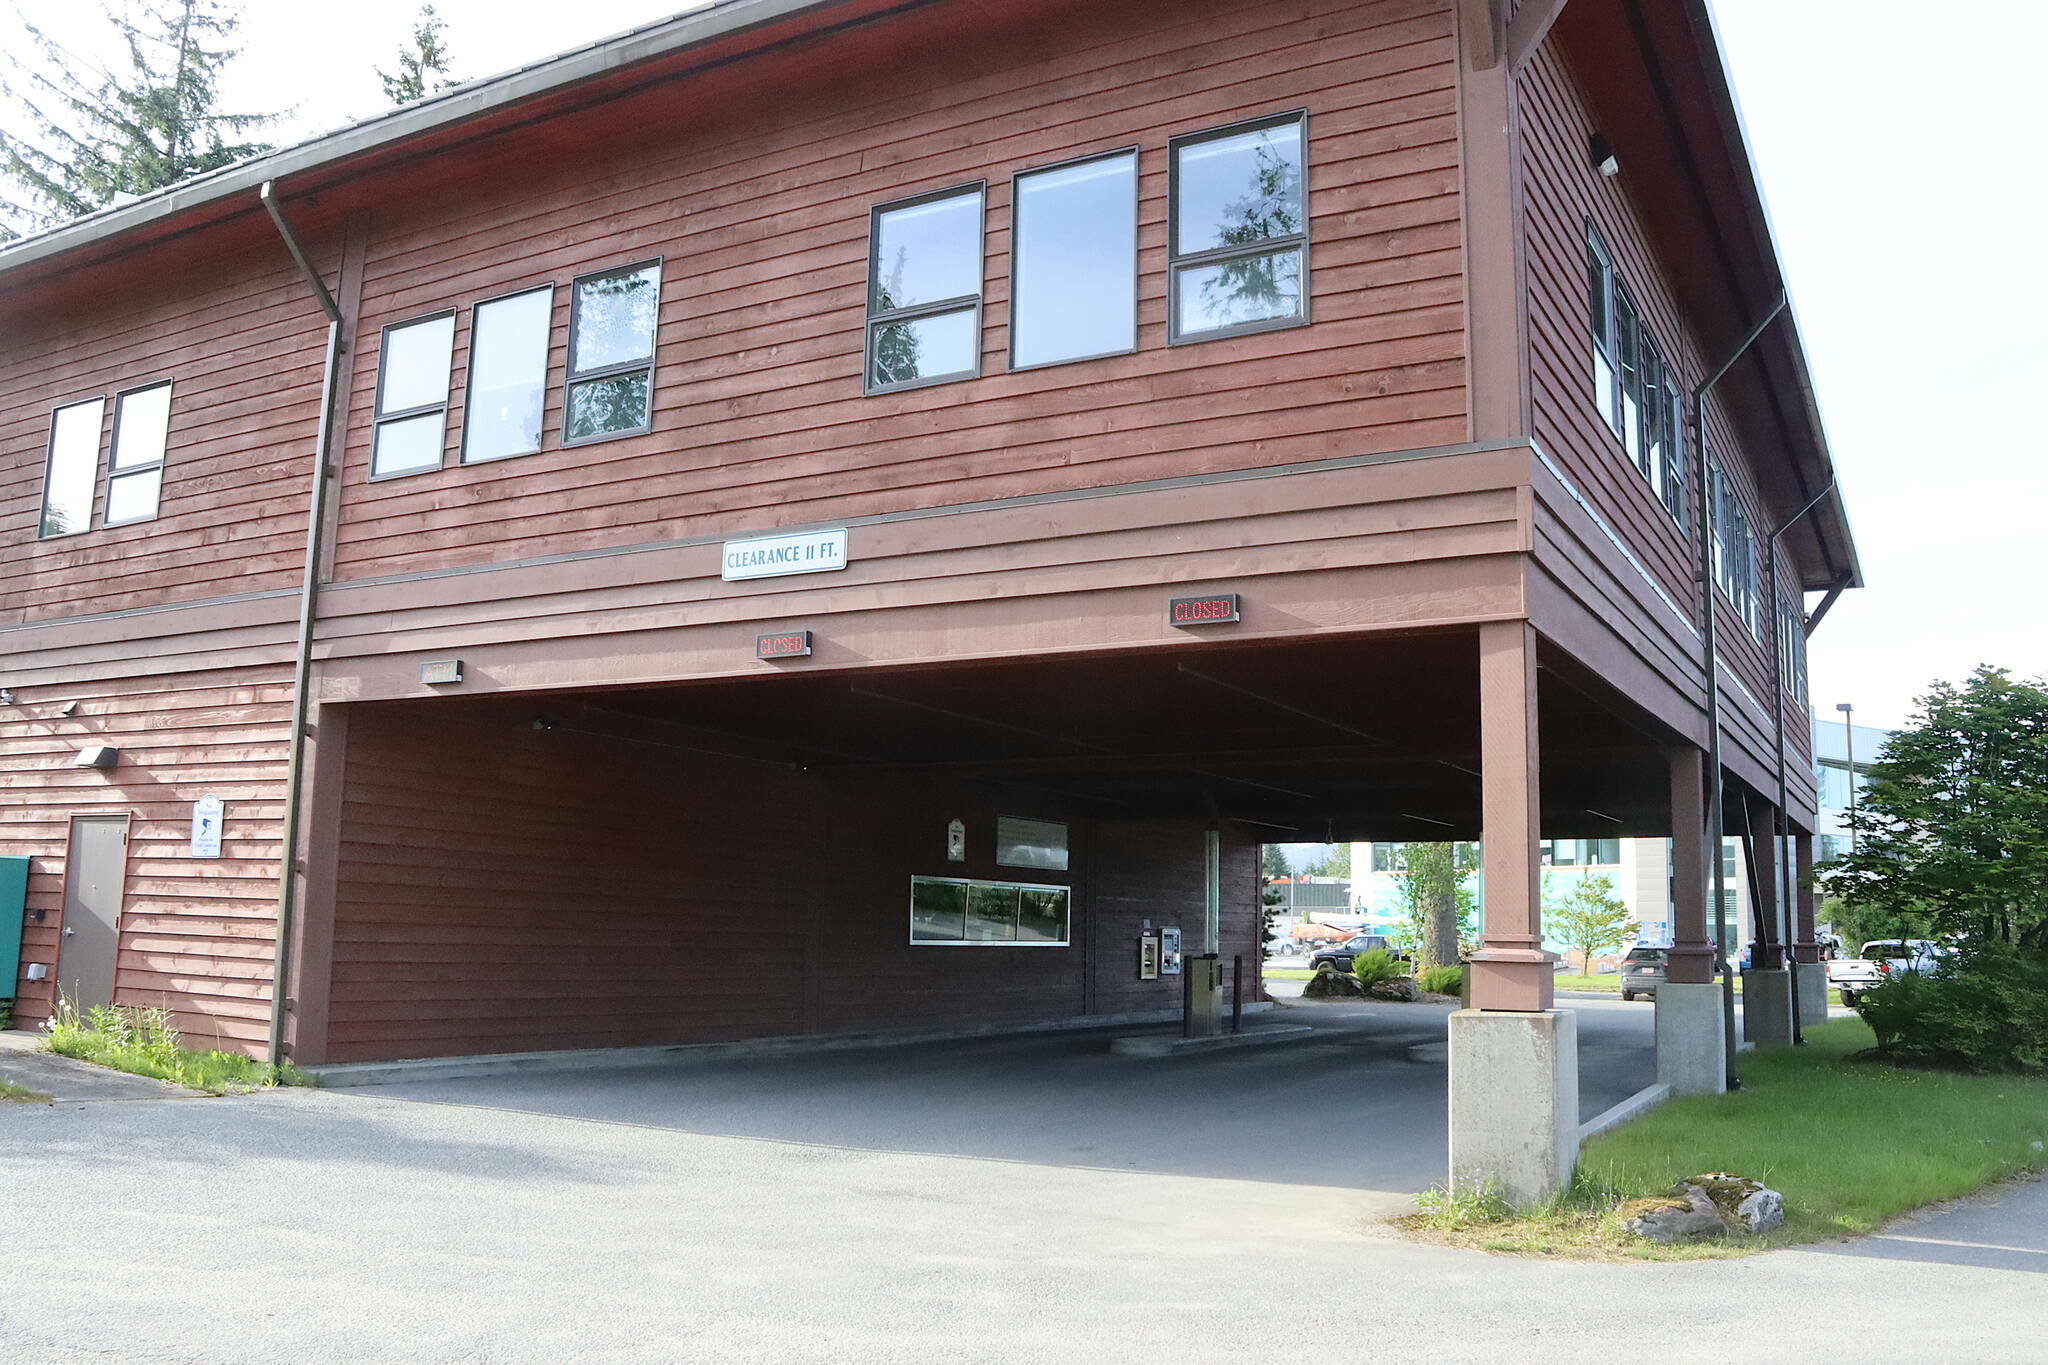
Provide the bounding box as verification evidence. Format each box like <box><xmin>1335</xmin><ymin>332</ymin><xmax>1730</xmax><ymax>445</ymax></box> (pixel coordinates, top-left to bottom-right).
<box><xmin>58</xmin><ymin>815</ymin><xmax>128</xmax><ymax>1011</ymax></box>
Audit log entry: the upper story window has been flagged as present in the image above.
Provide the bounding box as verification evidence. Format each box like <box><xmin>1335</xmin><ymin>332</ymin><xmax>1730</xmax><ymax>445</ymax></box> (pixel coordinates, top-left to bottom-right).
<box><xmin>866</xmin><ymin>186</ymin><xmax>984</xmax><ymax>393</ymax></box>
<box><xmin>372</xmin><ymin>312</ymin><xmax>456</xmax><ymax>478</ymax></box>
<box><xmin>1710</xmin><ymin>454</ymin><xmax>1761</xmax><ymax>635</ymax></box>
<box><xmin>1169</xmin><ymin>111</ymin><xmax>1308</xmax><ymax>342</ymax></box>
<box><xmin>1542</xmin><ymin>838</ymin><xmax>1620</xmax><ymax>867</ymax></box>
<box><xmin>1011</xmin><ymin>149</ymin><xmax>1138</xmax><ymax>370</ymax></box>
<box><xmin>1587</xmin><ymin>227</ymin><xmax>1685</xmax><ymax>529</ymax></box>
<box><xmin>565</xmin><ymin>260</ymin><xmax>661</xmax><ymax>443</ymax></box>
<box><xmin>464</xmin><ymin>285</ymin><xmax>554</xmax><ymax>464</ymax></box>
<box><xmin>1778</xmin><ymin>592</ymin><xmax>1808</xmax><ymax>703</ymax></box>
<box><xmin>38</xmin><ymin>398</ymin><xmax>105</xmax><ymax>538</ymax></box>
<box><xmin>106</xmin><ymin>381</ymin><xmax>172</xmax><ymax>525</ymax></box>
<box><xmin>37</xmin><ymin>382</ymin><xmax>174</xmax><ymax>538</ymax></box>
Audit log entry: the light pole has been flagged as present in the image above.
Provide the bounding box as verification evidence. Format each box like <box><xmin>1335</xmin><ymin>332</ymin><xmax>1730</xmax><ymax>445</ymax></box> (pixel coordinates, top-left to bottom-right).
<box><xmin>1836</xmin><ymin>702</ymin><xmax>1856</xmax><ymax>852</ymax></box>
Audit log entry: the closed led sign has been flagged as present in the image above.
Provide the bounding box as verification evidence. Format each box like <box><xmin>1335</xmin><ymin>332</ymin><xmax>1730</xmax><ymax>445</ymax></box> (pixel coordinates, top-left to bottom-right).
<box><xmin>756</xmin><ymin>630</ymin><xmax>813</xmax><ymax>659</ymax></box>
<box><xmin>1169</xmin><ymin>593</ymin><xmax>1240</xmax><ymax>627</ymax></box>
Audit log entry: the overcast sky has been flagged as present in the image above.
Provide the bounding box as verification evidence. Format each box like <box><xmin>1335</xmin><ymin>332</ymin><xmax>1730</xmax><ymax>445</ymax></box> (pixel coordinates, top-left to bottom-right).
<box><xmin>6</xmin><ymin>0</ymin><xmax>2043</xmax><ymax>731</ymax></box>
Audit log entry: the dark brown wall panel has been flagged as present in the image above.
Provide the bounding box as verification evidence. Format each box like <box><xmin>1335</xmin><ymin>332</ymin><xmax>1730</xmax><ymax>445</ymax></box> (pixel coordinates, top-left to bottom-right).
<box><xmin>323</xmin><ymin>699</ymin><xmax>1258</xmax><ymax>1062</ymax></box>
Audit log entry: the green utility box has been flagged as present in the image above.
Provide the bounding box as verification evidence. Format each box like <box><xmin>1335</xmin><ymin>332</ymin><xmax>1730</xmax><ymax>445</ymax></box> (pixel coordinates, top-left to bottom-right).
<box><xmin>0</xmin><ymin>855</ymin><xmax>27</xmax><ymax>1004</ymax></box>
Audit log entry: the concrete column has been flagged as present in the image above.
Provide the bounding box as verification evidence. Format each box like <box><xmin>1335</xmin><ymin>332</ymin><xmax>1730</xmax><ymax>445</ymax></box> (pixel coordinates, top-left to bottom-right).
<box><xmin>1449</xmin><ymin>1008</ymin><xmax>1579</xmax><ymax>1207</ymax></box>
<box><xmin>1665</xmin><ymin>746</ymin><xmax>1715</xmax><ymax>986</ymax></box>
<box><xmin>1795</xmin><ymin>962</ymin><xmax>1830</xmax><ymax>1027</ymax></box>
<box><xmin>1469</xmin><ymin>621</ymin><xmax>1555</xmax><ymax>1011</ymax></box>
<box><xmin>1743</xmin><ymin>966</ymin><xmax>1795</xmax><ymax>1046</ymax></box>
<box><xmin>1656</xmin><ymin>982</ymin><xmax>1727</xmax><ymax>1095</ymax></box>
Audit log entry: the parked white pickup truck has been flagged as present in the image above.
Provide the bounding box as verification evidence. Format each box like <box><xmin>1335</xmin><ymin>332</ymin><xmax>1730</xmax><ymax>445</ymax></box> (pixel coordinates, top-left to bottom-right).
<box><xmin>1826</xmin><ymin>939</ymin><xmax>1946</xmax><ymax>1006</ymax></box>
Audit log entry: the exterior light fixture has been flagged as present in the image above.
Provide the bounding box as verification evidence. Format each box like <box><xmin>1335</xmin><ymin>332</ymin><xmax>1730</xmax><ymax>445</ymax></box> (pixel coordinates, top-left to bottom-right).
<box><xmin>57</xmin><ymin>699</ymin><xmax>80</xmax><ymax>716</ymax></box>
<box><xmin>0</xmin><ymin>688</ymin><xmax>15</xmax><ymax>705</ymax></box>
<box><xmin>74</xmin><ymin>745</ymin><xmax>119</xmax><ymax>770</ymax></box>
<box><xmin>1588</xmin><ymin>133</ymin><xmax>1620</xmax><ymax>177</ymax></box>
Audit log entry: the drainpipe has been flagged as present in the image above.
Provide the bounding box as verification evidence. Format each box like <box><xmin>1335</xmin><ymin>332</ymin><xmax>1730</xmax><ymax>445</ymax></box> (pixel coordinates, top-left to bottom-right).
<box><xmin>1691</xmin><ymin>291</ymin><xmax>1786</xmax><ymax>1089</ymax></box>
<box><xmin>259</xmin><ymin>180</ymin><xmax>346</xmax><ymax>1064</ymax></box>
<box><xmin>1763</xmin><ymin>478</ymin><xmax>1836</xmax><ymax>1048</ymax></box>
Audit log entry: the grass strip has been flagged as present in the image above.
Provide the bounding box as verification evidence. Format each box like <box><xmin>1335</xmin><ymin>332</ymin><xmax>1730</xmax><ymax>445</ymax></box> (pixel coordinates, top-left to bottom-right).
<box><xmin>1</xmin><ymin>1076</ymin><xmax>52</xmax><ymax>1104</ymax></box>
<box><xmin>1404</xmin><ymin>1017</ymin><xmax>2048</xmax><ymax>1260</ymax></box>
<box><xmin>48</xmin><ymin>1032</ymin><xmax>317</xmax><ymax>1095</ymax></box>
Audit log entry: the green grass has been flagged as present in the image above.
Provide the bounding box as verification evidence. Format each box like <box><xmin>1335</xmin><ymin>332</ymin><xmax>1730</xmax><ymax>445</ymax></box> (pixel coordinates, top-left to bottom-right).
<box><xmin>44</xmin><ymin>998</ymin><xmax>317</xmax><ymax>1096</ymax></box>
<box><xmin>1405</xmin><ymin>1017</ymin><xmax>2048</xmax><ymax>1259</ymax></box>
<box><xmin>0</xmin><ymin>1076</ymin><xmax>51</xmax><ymax>1104</ymax></box>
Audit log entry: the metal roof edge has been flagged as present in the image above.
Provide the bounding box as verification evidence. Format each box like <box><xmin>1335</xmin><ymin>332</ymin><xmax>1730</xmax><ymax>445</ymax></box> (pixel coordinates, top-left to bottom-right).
<box><xmin>0</xmin><ymin>0</ymin><xmax>835</xmax><ymax>282</ymax></box>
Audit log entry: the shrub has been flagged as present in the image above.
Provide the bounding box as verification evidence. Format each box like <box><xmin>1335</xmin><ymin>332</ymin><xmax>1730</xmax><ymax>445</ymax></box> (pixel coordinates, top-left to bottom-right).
<box><xmin>0</xmin><ymin>998</ymin><xmax>12</xmax><ymax>1032</ymax></box>
<box><xmin>42</xmin><ymin>991</ymin><xmax>313</xmax><ymax>1093</ymax></box>
<box><xmin>1352</xmin><ymin>947</ymin><xmax>1403</xmax><ymax>988</ymax></box>
<box><xmin>1854</xmin><ymin>942</ymin><xmax>2048</xmax><ymax>1074</ymax></box>
<box><xmin>1417</xmin><ymin>964</ymin><xmax>1464</xmax><ymax>997</ymax></box>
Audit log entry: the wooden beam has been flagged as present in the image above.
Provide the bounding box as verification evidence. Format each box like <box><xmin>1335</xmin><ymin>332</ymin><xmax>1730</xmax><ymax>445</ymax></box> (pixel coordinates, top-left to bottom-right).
<box><xmin>1507</xmin><ymin>0</ymin><xmax>1571</xmax><ymax>70</ymax></box>
<box><xmin>1458</xmin><ymin>0</ymin><xmax>1505</xmax><ymax>70</ymax></box>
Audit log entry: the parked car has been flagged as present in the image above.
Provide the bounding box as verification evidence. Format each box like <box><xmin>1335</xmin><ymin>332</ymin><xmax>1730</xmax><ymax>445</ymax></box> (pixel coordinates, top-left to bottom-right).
<box><xmin>1825</xmin><ymin>938</ymin><xmax>1946</xmax><ymax>1006</ymax></box>
<box><xmin>1620</xmin><ymin>946</ymin><xmax>1667</xmax><ymax>1002</ymax></box>
<box><xmin>1308</xmin><ymin>934</ymin><xmax>1406</xmax><ymax>974</ymax></box>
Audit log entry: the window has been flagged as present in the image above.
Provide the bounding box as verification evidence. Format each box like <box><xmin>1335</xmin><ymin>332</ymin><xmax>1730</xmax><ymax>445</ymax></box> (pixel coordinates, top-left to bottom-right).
<box><xmin>1778</xmin><ymin>592</ymin><xmax>1807</xmax><ymax>703</ymax></box>
<box><xmin>1817</xmin><ymin>833</ymin><xmax>1848</xmax><ymax>865</ymax></box>
<box><xmin>1169</xmin><ymin>111</ymin><xmax>1308</xmax><ymax>342</ymax></box>
<box><xmin>995</xmin><ymin>816</ymin><xmax>1070</xmax><ymax>872</ymax></box>
<box><xmin>463</xmin><ymin>286</ymin><xmax>554</xmax><ymax>463</ymax></box>
<box><xmin>1817</xmin><ymin>763</ymin><xmax>1852</xmax><ymax>809</ymax></box>
<box><xmin>38</xmin><ymin>398</ymin><xmax>105</xmax><ymax>538</ymax></box>
<box><xmin>372</xmin><ymin>312</ymin><xmax>456</xmax><ymax>477</ymax></box>
<box><xmin>866</xmin><ymin>186</ymin><xmax>983</xmax><ymax>392</ymax></box>
<box><xmin>1542</xmin><ymin>839</ymin><xmax>1620</xmax><ymax>867</ymax></box>
<box><xmin>1371</xmin><ymin>844</ymin><xmax>1405</xmax><ymax>873</ymax></box>
<box><xmin>106</xmin><ymin>381</ymin><xmax>172</xmax><ymax>525</ymax></box>
<box><xmin>909</xmin><ymin>876</ymin><xmax>1071</xmax><ymax>945</ymax></box>
<box><xmin>1587</xmin><ymin>228</ymin><xmax>1686</xmax><ymax>528</ymax></box>
<box><xmin>565</xmin><ymin>260</ymin><xmax>661</xmax><ymax>442</ymax></box>
<box><xmin>1710</xmin><ymin>454</ymin><xmax>1761</xmax><ymax>634</ymax></box>
<box><xmin>1010</xmin><ymin>149</ymin><xmax>1138</xmax><ymax>370</ymax></box>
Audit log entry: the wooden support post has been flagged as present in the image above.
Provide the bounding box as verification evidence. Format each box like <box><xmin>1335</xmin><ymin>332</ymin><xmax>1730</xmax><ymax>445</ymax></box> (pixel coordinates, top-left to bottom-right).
<box><xmin>1746</xmin><ymin>791</ymin><xmax>1784</xmax><ymax>970</ymax></box>
<box><xmin>1793</xmin><ymin>832</ymin><xmax>1820</xmax><ymax>964</ymax></box>
<box><xmin>1470</xmin><ymin>622</ymin><xmax>1554</xmax><ymax>1011</ymax></box>
<box><xmin>1666</xmin><ymin>745</ymin><xmax>1715</xmax><ymax>985</ymax></box>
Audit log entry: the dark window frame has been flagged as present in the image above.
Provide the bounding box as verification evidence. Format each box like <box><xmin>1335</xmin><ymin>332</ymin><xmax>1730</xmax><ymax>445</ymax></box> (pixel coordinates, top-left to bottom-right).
<box><xmin>460</xmin><ymin>281</ymin><xmax>557</xmax><ymax>466</ymax></box>
<box><xmin>863</xmin><ymin>182</ymin><xmax>986</xmax><ymax>396</ymax></box>
<box><xmin>1006</xmin><ymin>146</ymin><xmax>1142</xmax><ymax>374</ymax></box>
<box><xmin>1167</xmin><ymin>108</ymin><xmax>1312</xmax><ymax>346</ymax></box>
<box><xmin>562</xmin><ymin>257</ymin><xmax>663</xmax><ymax>448</ymax></box>
<box><xmin>1709</xmin><ymin>451</ymin><xmax>1763</xmax><ymax>637</ymax></box>
<box><xmin>1586</xmin><ymin>222</ymin><xmax>1686</xmax><ymax>533</ymax></box>
<box><xmin>36</xmin><ymin>395</ymin><xmax>107</xmax><ymax>540</ymax></box>
<box><xmin>103</xmin><ymin>378</ymin><xmax>174</xmax><ymax>528</ymax></box>
<box><xmin>369</xmin><ymin>308</ymin><xmax>458</xmax><ymax>481</ymax></box>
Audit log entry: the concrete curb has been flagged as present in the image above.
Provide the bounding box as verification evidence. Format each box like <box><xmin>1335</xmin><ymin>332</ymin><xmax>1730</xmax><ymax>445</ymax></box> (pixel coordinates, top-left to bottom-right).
<box><xmin>309</xmin><ymin>1002</ymin><xmax>1277</xmax><ymax>1087</ymax></box>
<box><xmin>1578</xmin><ymin>1082</ymin><xmax>1672</xmax><ymax>1142</ymax></box>
<box><xmin>1107</xmin><ymin>1024</ymin><xmax>1314</xmax><ymax>1058</ymax></box>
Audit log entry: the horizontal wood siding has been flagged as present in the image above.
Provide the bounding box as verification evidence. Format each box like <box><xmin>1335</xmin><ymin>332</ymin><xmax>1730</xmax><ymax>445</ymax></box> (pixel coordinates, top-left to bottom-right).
<box><xmin>1517</xmin><ymin>36</ymin><xmax>1805</xmax><ymax>793</ymax></box>
<box><xmin>325</xmin><ymin>698</ymin><xmax>1254</xmax><ymax>1061</ymax></box>
<box><xmin>0</xmin><ymin>663</ymin><xmax>293</xmax><ymax>1045</ymax></box>
<box><xmin>0</xmin><ymin>241</ymin><xmax>331</xmax><ymax>623</ymax></box>
<box><xmin>327</xmin><ymin>0</ymin><xmax>1465</xmax><ymax>580</ymax></box>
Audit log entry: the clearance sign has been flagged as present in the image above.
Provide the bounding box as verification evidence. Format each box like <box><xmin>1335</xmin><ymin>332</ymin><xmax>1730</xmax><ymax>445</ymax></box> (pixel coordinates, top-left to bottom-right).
<box><xmin>722</xmin><ymin>528</ymin><xmax>849</xmax><ymax>581</ymax></box>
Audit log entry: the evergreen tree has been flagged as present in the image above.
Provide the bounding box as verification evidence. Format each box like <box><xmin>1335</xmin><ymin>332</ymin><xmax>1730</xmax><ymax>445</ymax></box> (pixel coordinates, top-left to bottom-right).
<box><xmin>0</xmin><ymin>1</ymin><xmax>273</xmax><ymax>233</ymax></box>
<box><xmin>1822</xmin><ymin>666</ymin><xmax>2048</xmax><ymax>956</ymax></box>
<box><xmin>378</xmin><ymin>5</ymin><xmax>456</xmax><ymax>107</ymax></box>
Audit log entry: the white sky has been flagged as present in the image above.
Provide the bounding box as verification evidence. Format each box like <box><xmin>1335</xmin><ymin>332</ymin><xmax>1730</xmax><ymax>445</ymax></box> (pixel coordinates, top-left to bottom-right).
<box><xmin>6</xmin><ymin>0</ymin><xmax>2044</xmax><ymax>730</ymax></box>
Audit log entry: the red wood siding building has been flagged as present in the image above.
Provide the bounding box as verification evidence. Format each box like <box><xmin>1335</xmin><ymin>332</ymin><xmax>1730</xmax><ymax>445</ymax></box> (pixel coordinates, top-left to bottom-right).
<box><xmin>1</xmin><ymin>0</ymin><xmax>1856</xmax><ymax>1173</ymax></box>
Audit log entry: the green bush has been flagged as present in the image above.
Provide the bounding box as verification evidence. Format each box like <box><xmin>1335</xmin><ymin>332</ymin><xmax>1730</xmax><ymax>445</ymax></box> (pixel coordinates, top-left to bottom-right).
<box><xmin>1854</xmin><ymin>942</ymin><xmax>2048</xmax><ymax>1074</ymax></box>
<box><xmin>1416</xmin><ymin>964</ymin><xmax>1464</xmax><ymax>997</ymax></box>
<box><xmin>1352</xmin><ymin>948</ymin><xmax>1403</xmax><ymax>988</ymax></box>
<box><xmin>43</xmin><ymin>993</ymin><xmax>315</xmax><ymax>1094</ymax></box>
<box><xmin>0</xmin><ymin>998</ymin><xmax>12</xmax><ymax>1032</ymax></box>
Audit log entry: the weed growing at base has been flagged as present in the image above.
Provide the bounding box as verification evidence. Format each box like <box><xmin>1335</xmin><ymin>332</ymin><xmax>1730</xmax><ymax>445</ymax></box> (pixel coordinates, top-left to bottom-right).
<box><xmin>44</xmin><ymin>996</ymin><xmax>317</xmax><ymax>1095</ymax></box>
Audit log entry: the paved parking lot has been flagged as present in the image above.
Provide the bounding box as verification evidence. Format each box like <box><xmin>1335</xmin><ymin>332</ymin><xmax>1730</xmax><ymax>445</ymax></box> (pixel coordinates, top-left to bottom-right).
<box><xmin>6</xmin><ymin>997</ymin><xmax>2039</xmax><ymax>1364</ymax></box>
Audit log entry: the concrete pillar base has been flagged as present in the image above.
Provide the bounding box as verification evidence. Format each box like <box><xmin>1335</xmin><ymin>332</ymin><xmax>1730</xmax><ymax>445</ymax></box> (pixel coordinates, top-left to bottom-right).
<box><xmin>1795</xmin><ymin>961</ymin><xmax>1830</xmax><ymax>1027</ymax></box>
<box><xmin>1655</xmin><ymin>981</ymin><xmax>1727</xmax><ymax>1096</ymax></box>
<box><xmin>1448</xmin><ymin>1008</ymin><xmax>1579</xmax><ymax>1208</ymax></box>
<box><xmin>1742</xmin><ymin>968</ymin><xmax>1795</xmax><ymax>1046</ymax></box>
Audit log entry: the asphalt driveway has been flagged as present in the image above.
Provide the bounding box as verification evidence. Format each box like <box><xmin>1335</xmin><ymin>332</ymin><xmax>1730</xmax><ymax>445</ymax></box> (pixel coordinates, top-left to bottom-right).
<box><xmin>8</xmin><ymin>997</ymin><xmax>2039</xmax><ymax>1364</ymax></box>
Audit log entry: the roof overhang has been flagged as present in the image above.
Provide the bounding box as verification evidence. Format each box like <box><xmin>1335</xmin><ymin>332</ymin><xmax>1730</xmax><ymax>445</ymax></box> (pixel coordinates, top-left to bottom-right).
<box><xmin>1551</xmin><ymin>0</ymin><xmax>1862</xmax><ymax>592</ymax></box>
